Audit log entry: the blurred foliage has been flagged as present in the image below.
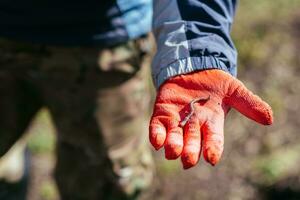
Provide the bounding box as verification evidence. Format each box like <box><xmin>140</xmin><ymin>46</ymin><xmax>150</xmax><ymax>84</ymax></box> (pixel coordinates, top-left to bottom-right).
<box><xmin>156</xmin><ymin>156</ymin><xmax>181</xmax><ymax>176</ymax></box>
<box><xmin>39</xmin><ymin>180</ymin><xmax>58</xmax><ymax>200</ymax></box>
<box><xmin>27</xmin><ymin>109</ymin><xmax>56</xmax><ymax>154</ymax></box>
<box><xmin>25</xmin><ymin>109</ymin><xmax>57</xmax><ymax>200</ymax></box>
<box><xmin>253</xmin><ymin>145</ymin><xmax>300</xmax><ymax>184</ymax></box>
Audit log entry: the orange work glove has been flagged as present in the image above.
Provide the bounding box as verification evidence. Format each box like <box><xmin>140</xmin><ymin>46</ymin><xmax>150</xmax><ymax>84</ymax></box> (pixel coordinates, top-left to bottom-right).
<box><xmin>149</xmin><ymin>69</ymin><xmax>273</xmax><ymax>169</ymax></box>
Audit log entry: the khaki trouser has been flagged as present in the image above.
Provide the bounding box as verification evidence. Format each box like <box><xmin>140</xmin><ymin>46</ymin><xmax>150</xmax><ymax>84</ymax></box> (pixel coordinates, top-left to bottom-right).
<box><xmin>0</xmin><ymin>36</ymin><xmax>154</xmax><ymax>200</ymax></box>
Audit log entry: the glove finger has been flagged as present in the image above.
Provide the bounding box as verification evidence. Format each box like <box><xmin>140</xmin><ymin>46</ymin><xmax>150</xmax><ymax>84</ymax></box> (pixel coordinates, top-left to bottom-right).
<box><xmin>181</xmin><ymin>116</ymin><xmax>201</xmax><ymax>169</ymax></box>
<box><xmin>164</xmin><ymin>126</ymin><xmax>183</xmax><ymax>160</ymax></box>
<box><xmin>202</xmin><ymin>117</ymin><xmax>224</xmax><ymax>166</ymax></box>
<box><xmin>226</xmin><ymin>79</ymin><xmax>273</xmax><ymax>125</ymax></box>
<box><xmin>149</xmin><ymin>117</ymin><xmax>167</xmax><ymax>150</ymax></box>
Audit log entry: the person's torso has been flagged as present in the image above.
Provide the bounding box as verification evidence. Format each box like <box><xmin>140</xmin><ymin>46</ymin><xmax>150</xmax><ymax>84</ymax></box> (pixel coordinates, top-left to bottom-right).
<box><xmin>0</xmin><ymin>0</ymin><xmax>152</xmax><ymax>46</ymax></box>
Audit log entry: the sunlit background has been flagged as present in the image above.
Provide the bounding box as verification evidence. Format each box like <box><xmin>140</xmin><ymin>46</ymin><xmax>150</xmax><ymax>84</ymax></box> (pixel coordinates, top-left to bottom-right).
<box><xmin>3</xmin><ymin>0</ymin><xmax>300</xmax><ymax>199</ymax></box>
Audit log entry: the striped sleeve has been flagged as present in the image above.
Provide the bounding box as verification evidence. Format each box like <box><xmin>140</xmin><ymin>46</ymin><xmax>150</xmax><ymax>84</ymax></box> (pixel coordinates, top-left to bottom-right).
<box><xmin>152</xmin><ymin>0</ymin><xmax>238</xmax><ymax>89</ymax></box>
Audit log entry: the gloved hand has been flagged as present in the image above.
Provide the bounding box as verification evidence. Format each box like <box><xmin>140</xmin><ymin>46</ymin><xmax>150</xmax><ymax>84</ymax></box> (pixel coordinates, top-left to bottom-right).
<box><xmin>149</xmin><ymin>69</ymin><xmax>273</xmax><ymax>169</ymax></box>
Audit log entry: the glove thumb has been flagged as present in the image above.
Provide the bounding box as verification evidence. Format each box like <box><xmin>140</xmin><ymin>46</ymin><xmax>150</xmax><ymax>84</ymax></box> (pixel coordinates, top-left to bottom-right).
<box><xmin>225</xmin><ymin>79</ymin><xmax>273</xmax><ymax>125</ymax></box>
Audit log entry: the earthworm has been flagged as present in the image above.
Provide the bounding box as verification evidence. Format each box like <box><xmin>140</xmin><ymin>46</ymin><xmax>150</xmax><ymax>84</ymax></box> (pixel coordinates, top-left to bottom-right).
<box><xmin>179</xmin><ymin>95</ymin><xmax>210</xmax><ymax>127</ymax></box>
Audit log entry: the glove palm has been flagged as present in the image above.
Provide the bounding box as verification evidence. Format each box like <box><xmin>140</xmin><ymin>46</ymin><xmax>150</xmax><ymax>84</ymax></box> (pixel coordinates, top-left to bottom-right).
<box><xmin>149</xmin><ymin>69</ymin><xmax>273</xmax><ymax>169</ymax></box>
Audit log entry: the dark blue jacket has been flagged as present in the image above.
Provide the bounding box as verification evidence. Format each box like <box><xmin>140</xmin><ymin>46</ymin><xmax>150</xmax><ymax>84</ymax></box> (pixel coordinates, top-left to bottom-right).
<box><xmin>0</xmin><ymin>0</ymin><xmax>152</xmax><ymax>46</ymax></box>
<box><xmin>0</xmin><ymin>0</ymin><xmax>237</xmax><ymax>88</ymax></box>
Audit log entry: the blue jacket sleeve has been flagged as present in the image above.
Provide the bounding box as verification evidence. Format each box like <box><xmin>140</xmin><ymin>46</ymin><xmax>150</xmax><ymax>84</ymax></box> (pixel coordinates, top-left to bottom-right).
<box><xmin>152</xmin><ymin>0</ymin><xmax>238</xmax><ymax>89</ymax></box>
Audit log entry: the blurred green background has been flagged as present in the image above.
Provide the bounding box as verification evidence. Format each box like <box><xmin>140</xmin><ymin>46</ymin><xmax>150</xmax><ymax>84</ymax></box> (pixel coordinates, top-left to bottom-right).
<box><xmin>24</xmin><ymin>0</ymin><xmax>300</xmax><ymax>199</ymax></box>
